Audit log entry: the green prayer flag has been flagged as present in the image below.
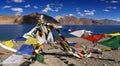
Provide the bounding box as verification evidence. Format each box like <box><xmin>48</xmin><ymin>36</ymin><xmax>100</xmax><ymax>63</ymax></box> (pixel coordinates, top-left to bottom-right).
<box><xmin>35</xmin><ymin>53</ymin><xmax>46</xmax><ymax>64</ymax></box>
<box><xmin>98</xmin><ymin>36</ymin><xmax>120</xmax><ymax>49</ymax></box>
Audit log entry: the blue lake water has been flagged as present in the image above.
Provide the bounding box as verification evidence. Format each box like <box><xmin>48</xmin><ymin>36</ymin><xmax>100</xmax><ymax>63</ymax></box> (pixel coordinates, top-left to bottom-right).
<box><xmin>0</xmin><ymin>25</ymin><xmax>120</xmax><ymax>40</ymax></box>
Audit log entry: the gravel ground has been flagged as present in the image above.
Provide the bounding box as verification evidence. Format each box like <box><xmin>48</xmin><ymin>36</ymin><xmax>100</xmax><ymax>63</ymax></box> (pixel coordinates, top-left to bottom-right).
<box><xmin>0</xmin><ymin>37</ymin><xmax>120</xmax><ymax>66</ymax></box>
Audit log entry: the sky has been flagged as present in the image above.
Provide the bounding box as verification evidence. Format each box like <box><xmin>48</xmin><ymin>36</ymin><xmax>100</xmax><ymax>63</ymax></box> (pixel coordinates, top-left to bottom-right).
<box><xmin>0</xmin><ymin>0</ymin><xmax>120</xmax><ymax>21</ymax></box>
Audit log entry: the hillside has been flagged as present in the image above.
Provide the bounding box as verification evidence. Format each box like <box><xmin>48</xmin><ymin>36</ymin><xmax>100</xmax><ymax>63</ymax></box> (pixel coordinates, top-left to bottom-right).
<box><xmin>55</xmin><ymin>16</ymin><xmax>120</xmax><ymax>25</ymax></box>
<box><xmin>0</xmin><ymin>12</ymin><xmax>59</xmax><ymax>24</ymax></box>
<box><xmin>0</xmin><ymin>13</ymin><xmax>120</xmax><ymax>25</ymax></box>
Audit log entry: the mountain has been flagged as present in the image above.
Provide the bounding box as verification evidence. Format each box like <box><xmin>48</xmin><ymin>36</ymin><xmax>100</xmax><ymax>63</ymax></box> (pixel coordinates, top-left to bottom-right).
<box><xmin>0</xmin><ymin>12</ymin><xmax>59</xmax><ymax>24</ymax></box>
<box><xmin>22</xmin><ymin>12</ymin><xmax>59</xmax><ymax>24</ymax></box>
<box><xmin>0</xmin><ymin>15</ymin><xmax>23</xmax><ymax>24</ymax></box>
<box><xmin>0</xmin><ymin>13</ymin><xmax>120</xmax><ymax>25</ymax></box>
<box><xmin>55</xmin><ymin>16</ymin><xmax>120</xmax><ymax>25</ymax></box>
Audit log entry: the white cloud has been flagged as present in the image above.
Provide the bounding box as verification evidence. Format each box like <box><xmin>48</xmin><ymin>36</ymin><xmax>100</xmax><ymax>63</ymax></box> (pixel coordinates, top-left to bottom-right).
<box><xmin>54</xmin><ymin>7</ymin><xmax>62</xmax><ymax>12</ymax></box>
<box><xmin>25</xmin><ymin>4</ymin><xmax>31</xmax><ymax>8</ymax></box>
<box><xmin>77</xmin><ymin>12</ymin><xmax>84</xmax><ymax>16</ymax></box>
<box><xmin>103</xmin><ymin>6</ymin><xmax>117</xmax><ymax>12</ymax></box>
<box><xmin>76</xmin><ymin>8</ymin><xmax>84</xmax><ymax>16</ymax></box>
<box><xmin>103</xmin><ymin>9</ymin><xmax>110</xmax><ymax>12</ymax></box>
<box><xmin>84</xmin><ymin>10</ymin><xmax>96</xmax><ymax>16</ymax></box>
<box><xmin>12</xmin><ymin>0</ymin><xmax>25</xmax><ymax>3</ymax></box>
<box><xmin>100</xmin><ymin>0</ymin><xmax>109</xmax><ymax>3</ymax></box>
<box><xmin>11</xmin><ymin>8</ymin><xmax>23</xmax><ymax>15</ymax></box>
<box><xmin>106</xmin><ymin>6</ymin><xmax>117</xmax><ymax>9</ymax></box>
<box><xmin>33</xmin><ymin>5</ymin><xmax>38</xmax><ymax>9</ymax></box>
<box><xmin>111</xmin><ymin>0</ymin><xmax>119</xmax><ymax>3</ymax></box>
<box><xmin>42</xmin><ymin>4</ymin><xmax>63</xmax><ymax>13</ymax></box>
<box><xmin>68</xmin><ymin>14</ymin><xmax>74</xmax><ymax>16</ymax></box>
<box><xmin>76</xmin><ymin>8</ymin><xmax>96</xmax><ymax>16</ymax></box>
<box><xmin>42</xmin><ymin>4</ymin><xmax>53</xmax><ymax>12</ymax></box>
<box><xmin>3</xmin><ymin>5</ymin><xmax>11</xmax><ymax>8</ymax></box>
<box><xmin>11</xmin><ymin>8</ymin><xmax>23</xmax><ymax>12</ymax></box>
<box><xmin>101</xmin><ymin>0</ymin><xmax>120</xmax><ymax>3</ymax></box>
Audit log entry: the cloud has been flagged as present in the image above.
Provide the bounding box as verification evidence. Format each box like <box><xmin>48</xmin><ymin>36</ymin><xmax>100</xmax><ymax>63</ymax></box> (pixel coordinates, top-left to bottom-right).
<box><xmin>3</xmin><ymin>5</ymin><xmax>11</xmax><ymax>8</ymax></box>
<box><xmin>103</xmin><ymin>9</ymin><xmax>110</xmax><ymax>12</ymax></box>
<box><xmin>42</xmin><ymin>4</ymin><xmax>53</xmax><ymax>12</ymax></box>
<box><xmin>54</xmin><ymin>7</ymin><xmax>62</xmax><ymax>12</ymax></box>
<box><xmin>100</xmin><ymin>0</ymin><xmax>109</xmax><ymax>3</ymax></box>
<box><xmin>103</xmin><ymin>6</ymin><xmax>117</xmax><ymax>12</ymax></box>
<box><xmin>106</xmin><ymin>6</ymin><xmax>117</xmax><ymax>9</ymax></box>
<box><xmin>33</xmin><ymin>5</ymin><xmax>38</xmax><ymax>9</ymax></box>
<box><xmin>25</xmin><ymin>4</ymin><xmax>39</xmax><ymax>9</ymax></box>
<box><xmin>84</xmin><ymin>10</ymin><xmax>96</xmax><ymax>16</ymax></box>
<box><xmin>25</xmin><ymin>4</ymin><xmax>31</xmax><ymax>8</ymax></box>
<box><xmin>101</xmin><ymin>0</ymin><xmax>120</xmax><ymax>3</ymax></box>
<box><xmin>77</xmin><ymin>12</ymin><xmax>84</xmax><ymax>16</ymax></box>
<box><xmin>42</xmin><ymin>3</ymin><xmax>63</xmax><ymax>13</ymax></box>
<box><xmin>12</xmin><ymin>0</ymin><xmax>25</xmax><ymax>3</ymax></box>
<box><xmin>76</xmin><ymin>8</ymin><xmax>96</xmax><ymax>16</ymax></box>
<box><xmin>110</xmin><ymin>0</ymin><xmax>119</xmax><ymax>3</ymax></box>
<box><xmin>11</xmin><ymin>8</ymin><xmax>23</xmax><ymax>15</ymax></box>
<box><xmin>76</xmin><ymin>8</ymin><xmax>84</xmax><ymax>16</ymax></box>
<box><xmin>68</xmin><ymin>14</ymin><xmax>74</xmax><ymax>16</ymax></box>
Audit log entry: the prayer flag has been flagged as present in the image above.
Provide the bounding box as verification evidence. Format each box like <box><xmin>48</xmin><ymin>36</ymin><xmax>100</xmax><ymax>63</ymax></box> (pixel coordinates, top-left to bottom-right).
<box><xmin>2</xmin><ymin>40</ymin><xmax>14</xmax><ymax>48</ymax></box>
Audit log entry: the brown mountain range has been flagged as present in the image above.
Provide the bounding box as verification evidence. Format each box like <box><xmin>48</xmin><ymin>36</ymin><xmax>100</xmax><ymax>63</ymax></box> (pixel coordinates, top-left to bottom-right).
<box><xmin>55</xmin><ymin>16</ymin><xmax>120</xmax><ymax>25</ymax></box>
<box><xmin>0</xmin><ymin>12</ymin><xmax>120</xmax><ymax>25</ymax></box>
<box><xmin>0</xmin><ymin>12</ymin><xmax>59</xmax><ymax>24</ymax></box>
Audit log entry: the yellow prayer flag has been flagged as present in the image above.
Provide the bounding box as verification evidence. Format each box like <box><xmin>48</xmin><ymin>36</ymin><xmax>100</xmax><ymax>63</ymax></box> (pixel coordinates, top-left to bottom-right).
<box><xmin>2</xmin><ymin>40</ymin><xmax>14</xmax><ymax>48</ymax></box>
<box><xmin>25</xmin><ymin>36</ymin><xmax>38</xmax><ymax>44</ymax></box>
<box><xmin>68</xmin><ymin>47</ymin><xmax>72</xmax><ymax>52</ymax></box>
<box><xmin>81</xmin><ymin>44</ymin><xmax>87</xmax><ymax>49</ymax></box>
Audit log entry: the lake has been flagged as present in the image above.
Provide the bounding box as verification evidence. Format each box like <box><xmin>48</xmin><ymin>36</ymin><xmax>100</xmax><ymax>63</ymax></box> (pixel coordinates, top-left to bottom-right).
<box><xmin>0</xmin><ymin>25</ymin><xmax>120</xmax><ymax>40</ymax></box>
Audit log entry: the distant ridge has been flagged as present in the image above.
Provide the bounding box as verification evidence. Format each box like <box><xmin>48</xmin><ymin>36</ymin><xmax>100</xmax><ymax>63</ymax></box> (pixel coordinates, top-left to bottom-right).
<box><xmin>0</xmin><ymin>12</ymin><xmax>59</xmax><ymax>24</ymax></box>
<box><xmin>0</xmin><ymin>12</ymin><xmax>120</xmax><ymax>25</ymax></box>
<box><xmin>55</xmin><ymin>16</ymin><xmax>120</xmax><ymax>25</ymax></box>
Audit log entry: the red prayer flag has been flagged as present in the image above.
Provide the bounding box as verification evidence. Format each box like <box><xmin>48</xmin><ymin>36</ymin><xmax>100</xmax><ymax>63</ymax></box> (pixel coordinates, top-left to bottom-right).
<box><xmin>81</xmin><ymin>34</ymin><xmax>105</xmax><ymax>43</ymax></box>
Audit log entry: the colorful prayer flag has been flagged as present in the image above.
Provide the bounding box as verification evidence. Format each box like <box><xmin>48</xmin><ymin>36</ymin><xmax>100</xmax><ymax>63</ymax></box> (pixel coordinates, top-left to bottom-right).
<box><xmin>69</xmin><ymin>42</ymin><xmax>80</xmax><ymax>48</ymax></box>
<box><xmin>82</xmin><ymin>34</ymin><xmax>105</xmax><ymax>43</ymax></box>
<box><xmin>16</xmin><ymin>44</ymin><xmax>34</xmax><ymax>55</ymax></box>
<box><xmin>2</xmin><ymin>40</ymin><xmax>14</xmax><ymax>48</ymax></box>
<box><xmin>35</xmin><ymin>53</ymin><xmax>46</xmax><ymax>64</ymax></box>
<box><xmin>2</xmin><ymin>54</ymin><xmax>23</xmax><ymax>64</ymax></box>
<box><xmin>98</xmin><ymin>36</ymin><xmax>120</xmax><ymax>49</ymax></box>
<box><xmin>25</xmin><ymin>36</ymin><xmax>38</xmax><ymax>44</ymax></box>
